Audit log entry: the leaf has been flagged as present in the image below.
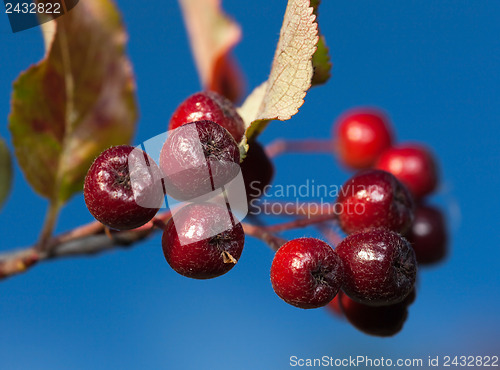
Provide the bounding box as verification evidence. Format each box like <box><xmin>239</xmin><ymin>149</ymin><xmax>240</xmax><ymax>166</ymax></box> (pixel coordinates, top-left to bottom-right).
<box><xmin>178</xmin><ymin>0</ymin><xmax>244</xmax><ymax>102</ymax></box>
<box><xmin>9</xmin><ymin>0</ymin><xmax>137</xmax><ymax>205</ymax></box>
<box><xmin>238</xmin><ymin>0</ymin><xmax>319</xmax><ymax>142</ymax></box>
<box><xmin>0</xmin><ymin>137</ymin><xmax>13</xmax><ymax>209</ymax></box>
<box><xmin>310</xmin><ymin>0</ymin><xmax>332</xmax><ymax>86</ymax></box>
<box><xmin>311</xmin><ymin>35</ymin><xmax>331</xmax><ymax>86</ymax></box>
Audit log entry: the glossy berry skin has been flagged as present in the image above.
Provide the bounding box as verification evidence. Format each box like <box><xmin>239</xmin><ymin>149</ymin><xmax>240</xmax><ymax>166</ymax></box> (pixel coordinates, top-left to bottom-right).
<box><xmin>406</xmin><ymin>205</ymin><xmax>448</xmax><ymax>265</ymax></box>
<box><xmin>334</xmin><ymin>108</ymin><xmax>393</xmax><ymax>169</ymax></box>
<box><xmin>84</xmin><ymin>145</ymin><xmax>163</xmax><ymax>230</ymax></box>
<box><xmin>339</xmin><ymin>292</ymin><xmax>408</xmax><ymax>337</ymax></box>
<box><xmin>270</xmin><ymin>238</ymin><xmax>344</xmax><ymax>309</ymax></box>
<box><xmin>160</xmin><ymin>120</ymin><xmax>240</xmax><ymax>201</ymax></box>
<box><xmin>335</xmin><ymin>228</ymin><xmax>417</xmax><ymax>306</ymax></box>
<box><xmin>169</xmin><ymin>91</ymin><xmax>245</xmax><ymax>142</ymax></box>
<box><xmin>335</xmin><ymin>169</ymin><xmax>415</xmax><ymax>234</ymax></box>
<box><xmin>241</xmin><ymin>141</ymin><xmax>274</xmax><ymax>203</ymax></box>
<box><xmin>375</xmin><ymin>144</ymin><xmax>438</xmax><ymax>199</ymax></box>
<box><xmin>162</xmin><ymin>203</ymin><xmax>245</xmax><ymax>279</ymax></box>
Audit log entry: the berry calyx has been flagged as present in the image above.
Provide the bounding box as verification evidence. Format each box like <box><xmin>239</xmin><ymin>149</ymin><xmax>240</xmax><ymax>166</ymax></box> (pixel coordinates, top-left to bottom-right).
<box><xmin>335</xmin><ymin>169</ymin><xmax>415</xmax><ymax>234</ymax></box>
<box><xmin>270</xmin><ymin>238</ymin><xmax>344</xmax><ymax>309</ymax></box>
<box><xmin>241</xmin><ymin>141</ymin><xmax>274</xmax><ymax>203</ymax></box>
<box><xmin>160</xmin><ymin>120</ymin><xmax>240</xmax><ymax>201</ymax></box>
<box><xmin>335</xmin><ymin>228</ymin><xmax>417</xmax><ymax>306</ymax></box>
<box><xmin>375</xmin><ymin>143</ymin><xmax>439</xmax><ymax>198</ymax></box>
<box><xmin>406</xmin><ymin>204</ymin><xmax>448</xmax><ymax>265</ymax></box>
<box><xmin>169</xmin><ymin>91</ymin><xmax>245</xmax><ymax>142</ymax></box>
<box><xmin>84</xmin><ymin>145</ymin><xmax>163</xmax><ymax>230</ymax></box>
<box><xmin>334</xmin><ymin>108</ymin><xmax>393</xmax><ymax>169</ymax></box>
<box><xmin>162</xmin><ymin>203</ymin><xmax>245</xmax><ymax>279</ymax></box>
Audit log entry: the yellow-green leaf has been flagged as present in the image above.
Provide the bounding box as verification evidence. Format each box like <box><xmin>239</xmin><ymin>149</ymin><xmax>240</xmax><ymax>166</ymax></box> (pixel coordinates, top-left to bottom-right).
<box><xmin>311</xmin><ymin>0</ymin><xmax>331</xmax><ymax>86</ymax></box>
<box><xmin>312</xmin><ymin>35</ymin><xmax>331</xmax><ymax>86</ymax></box>
<box><xmin>9</xmin><ymin>0</ymin><xmax>137</xmax><ymax>204</ymax></box>
<box><xmin>0</xmin><ymin>137</ymin><xmax>13</xmax><ymax>209</ymax></box>
<box><xmin>238</xmin><ymin>0</ymin><xmax>319</xmax><ymax>142</ymax></box>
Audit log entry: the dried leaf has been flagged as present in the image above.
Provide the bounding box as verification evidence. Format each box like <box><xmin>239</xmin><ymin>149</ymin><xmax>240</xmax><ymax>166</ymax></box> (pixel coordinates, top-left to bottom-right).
<box><xmin>0</xmin><ymin>137</ymin><xmax>13</xmax><ymax>209</ymax></box>
<box><xmin>9</xmin><ymin>0</ymin><xmax>137</xmax><ymax>204</ymax></box>
<box><xmin>222</xmin><ymin>250</ymin><xmax>237</xmax><ymax>264</ymax></box>
<box><xmin>238</xmin><ymin>0</ymin><xmax>319</xmax><ymax>142</ymax></box>
<box><xmin>178</xmin><ymin>0</ymin><xmax>244</xmax><ymax>102</ymax></box>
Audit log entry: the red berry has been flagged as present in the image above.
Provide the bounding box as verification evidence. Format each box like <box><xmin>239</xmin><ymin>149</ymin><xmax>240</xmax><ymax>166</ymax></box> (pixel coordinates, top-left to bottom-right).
<box><xmin>406</xmin><ymin>204</ymin><xmax>448</xmax><ymax>265</ymax></box>
<box><xmin>169</xmin><ymin>91</ymin><xmax>245</xmax><ymax>142</ymax></box>
<box><xmin>160</xmin><ymin>120</ymin><xmax>240</xmax><ymax>201</ymax></box>
<box><xmin>375</xmin><ymin>144</ymin><xmax>439</xmax><ymax>198</ymax></box>
<box><xmin>326</xmin><ymin>293</ymin><xmax>344</xmax><ymax>318</ymax></box>
<box><xmin>334</xmin><ymin>108</ymin><xmax>393</xmax><ymax>169</ymax></box>
<box><xmin>84</xmin><ymin>145</ymin><xmax>164</xmax><ymax>230</ymax></box>
<box><xmin>339</xmin><ymin>292</ymin><xmax>408</xmax><ymax>337</ymax></box>
<box><xmin>335</xmin><ymin>169</ymin><xmax>415</xmax><ymax>234</ymax></box>
<box><xmin>270</xmin><ymin>238</ymin><xmax>344</xmax><ymax>309</ymax></box>
<box><xmin>335</xmin><ymin>228</ymin><xmax>417</xmax><ymax>306</ymax></box>
<box><xmin>241</xmin><ymin>141</ymin><xmax>274</xmax><ymax>203</ymax></box>
<box><xmin>162</xmin><ymin>203</ymin><xmax>245</xmax><ymax>279</ymax></box>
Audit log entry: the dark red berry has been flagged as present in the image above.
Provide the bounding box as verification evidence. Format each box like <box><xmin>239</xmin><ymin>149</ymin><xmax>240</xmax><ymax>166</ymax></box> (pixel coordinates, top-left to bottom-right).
<box><xmin>326</xmin><ymin>293</ymin><xmax>344</xmax><ymax>318</ymax></box>
<box><xmin>241</xmin><ymin>141</ymin><xmax>274</xmax><ymax>203</ymax></box>
<box><xmin>335</xmin><ymin>169</ymin><xmax>415</xmax><ymax>234</ymax></box>
<box><xmin>335</xmin><ymin>228</ymin><xmax>417</xmax><ymax>306</ymax></box>
<box><xmin>406</xmin><ymin>204</ymin><xmax>448</xmax><ymax>265</ymax></box>
<box><xmin>339</xmin><ymin>292</ymin><xmax>408</xmax><ymax>337</ymax></box>
<box><xmin>160</xmin><ymin>120</ymin><xmax>240</xmax><ymax>201</ymax></box>
<box><xmin>375</xmin><ymin>144</ymin><xmax>439</xmax><ymax>198</ymax></box>
<box><xmin>169</xmin><ymin>91</ymin><xmax>245</xmax><ymax>142</ymax></box>
<box><xmin>84</xmin><ymin>145</ymin><xmax>163</xmax><ymax>230</ymax></box>
<box><xmin>334</xmin><ymin>108</ymin><xmax>393</xmax><ymax>169</ymax></box>
<box><xmin>162</xmin><ymin>203</ymin><xmax>245</xmax><ymax>279</ymax></box>
<box><xmin>270</xmin><ymin>238</ymin><xmax>344</xmax><ymax>309</ymax></box>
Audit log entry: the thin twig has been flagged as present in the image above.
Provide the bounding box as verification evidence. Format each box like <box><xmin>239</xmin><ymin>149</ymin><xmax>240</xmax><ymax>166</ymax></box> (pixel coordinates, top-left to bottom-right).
<box><xmin>0</xmin><ymin>203</ymin><xmax>339</xmax><ymax>280</ymax></box>
<box><xmin>265</xmin><ymin>138</ymin><xmax>335</xmax><ymax>158</ymax></box>
<box><xmin>0</xmin><ymin>210</ymin><xmax>172</xmax><ymax>280</ymax></box>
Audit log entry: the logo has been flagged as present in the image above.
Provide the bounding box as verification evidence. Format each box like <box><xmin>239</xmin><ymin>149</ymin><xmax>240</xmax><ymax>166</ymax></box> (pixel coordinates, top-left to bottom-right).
<box><xmin>128</xmin><ymin>127</ymin><xmax>248</xmax><ymax>245</ymax></box>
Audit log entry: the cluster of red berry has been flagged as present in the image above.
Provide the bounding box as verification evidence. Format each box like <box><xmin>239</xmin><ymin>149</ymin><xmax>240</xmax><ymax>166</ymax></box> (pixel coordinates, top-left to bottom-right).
<box><xmin>84</xmin><ymin>91</ymin><xmax>273</xmax><ymax>279</ymax></box>
<box><xmin>83</xmin><ymin>93</ymin><xmax>447</xmax><ymax>337</ymax></box>
<box><xmin>271</xmin><ymin>109</ymin><xmax>446</xmax><ymax>336</ymax></box>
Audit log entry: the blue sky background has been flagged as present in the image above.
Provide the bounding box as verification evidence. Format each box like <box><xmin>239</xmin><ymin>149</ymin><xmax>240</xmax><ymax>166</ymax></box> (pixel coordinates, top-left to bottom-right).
<box><xmin>1</xmin><ymin>1</ymin><xmax>500</xmax><ymax>369</ymax></box>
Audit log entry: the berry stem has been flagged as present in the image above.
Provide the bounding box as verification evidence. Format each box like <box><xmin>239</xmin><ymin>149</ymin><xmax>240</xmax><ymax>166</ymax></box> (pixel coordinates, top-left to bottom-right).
<box><xmin>241</xmin><ymin>223</ymin><xmax>287</xmax><ymax>251</ymax></box>
<box><xmin>152</xmin><ymin>217</ymin><xmax>167</xmax><ymax>230</ymax></box>
<box><xmin>37</xmin><ymin>201</ymin><xmax>62</xmax><ymax>252</ymax></box>
<box><xmin>315</xmin><ymin>222</ymin><xmax>343</xmax><ymax>247</ymax></box>
<box><xmin>265</xmin><ymin>138</ymin><xmax>335</xmax><ymax>158</ymax></box>
<box><xmin>264</xmin><ymin>214</ymin><xmax>337</xmax><ymax>233</ymax></box>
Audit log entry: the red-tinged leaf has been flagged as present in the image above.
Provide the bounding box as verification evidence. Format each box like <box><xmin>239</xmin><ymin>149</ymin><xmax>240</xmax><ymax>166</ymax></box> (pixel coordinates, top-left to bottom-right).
<box><xmin>0</xmin><ymin>137</ymin><xmax>13</xmax><ymax>210</ymax></box>
<box><xmin>9</xmin><ymin>0</ymin><xmax>137</xmax><ymax>204</ymax></box>
<box><xmin>238</xmin><ymin>0</ymin><xmax>320</xmax><ymax>143</ymax></box>
<box><xmin>178</xmin><ymin>0</ymin><xmax>245</xmax><ymax>102</ymax></box>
